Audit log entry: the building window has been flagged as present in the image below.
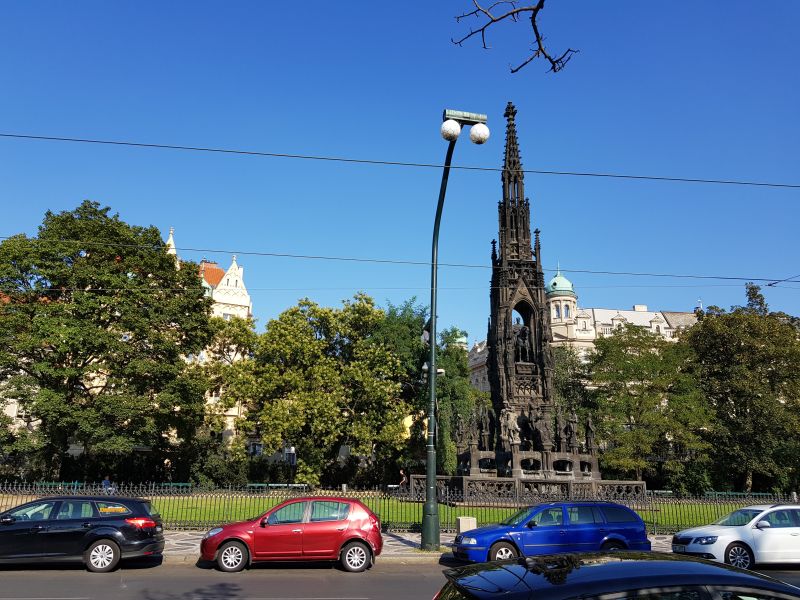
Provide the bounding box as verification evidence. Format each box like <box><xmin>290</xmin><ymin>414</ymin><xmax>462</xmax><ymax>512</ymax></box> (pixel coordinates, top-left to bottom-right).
<box><xmin>554</xmin><ymin>305</ymin><xmax>561</xmax><ymax>319</ymax></box>
<box><xmin>656</xmin><ymin>325</ymin><xmax>661</xmax><ymax>334</ymax></box>
<box><xmin>223</xmin><ymin>313</ymin><xmax>232</xmax><ymax>321</ymax></box>
<box><xmin>249</xmin><ymin>442</ymin><xmax>263</xmax><ymax>457</ymax></box>
<box><xmin>564</xmin><ymin>305</ymin><xmax>570</xmax><ymax>319</ymax></box>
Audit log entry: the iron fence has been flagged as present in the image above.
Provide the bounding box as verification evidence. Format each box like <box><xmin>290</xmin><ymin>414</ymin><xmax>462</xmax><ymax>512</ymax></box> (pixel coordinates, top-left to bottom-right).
<box><xmin>0</xmin><ymin>481</ymin><xmax>795</xmax><ymax>534</ymax></box>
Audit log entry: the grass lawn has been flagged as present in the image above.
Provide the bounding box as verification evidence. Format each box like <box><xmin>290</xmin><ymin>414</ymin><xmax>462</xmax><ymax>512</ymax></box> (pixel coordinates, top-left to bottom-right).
<box><xmin>147</xmin><ymin>494</ymin><xmax>754</xmax><ymax>534</ymax></box>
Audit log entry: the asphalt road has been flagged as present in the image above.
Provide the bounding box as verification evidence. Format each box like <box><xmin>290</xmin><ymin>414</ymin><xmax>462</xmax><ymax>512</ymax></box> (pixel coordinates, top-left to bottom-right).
<box><xmin>0</xmin><ymin>560</ymin><xmax>798</xmax><ymax>600</ymax></box>
<box><xmin>0</xmin><ymin>559</ymin><xmax>451</xmax><ymax>600</ymax></box>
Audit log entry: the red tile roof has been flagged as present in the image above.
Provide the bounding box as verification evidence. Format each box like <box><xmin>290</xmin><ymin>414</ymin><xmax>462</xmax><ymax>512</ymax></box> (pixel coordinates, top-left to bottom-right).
<box><xmin>199</xmin><ymin>261</ymin><xmax>225</xmax><ymax>288</ymax></box>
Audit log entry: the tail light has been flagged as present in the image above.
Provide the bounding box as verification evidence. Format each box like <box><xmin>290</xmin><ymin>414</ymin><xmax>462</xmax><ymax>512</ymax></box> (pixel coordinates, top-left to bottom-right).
<box><xmin>369</xmin><ymin>513</ymin><xmax>380</xmax><ymax>531</ymax></box>
<box><xmin>125</xmin><ymin>517</ymin><xmax>157</xmax><ymax>529</ymax></box>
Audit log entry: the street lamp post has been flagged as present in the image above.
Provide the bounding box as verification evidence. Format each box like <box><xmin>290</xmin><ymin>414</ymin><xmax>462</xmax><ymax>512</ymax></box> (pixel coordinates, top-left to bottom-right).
<box><xmin>421</xmin><ymin>109</ymin><xmax>489</xmax><ymax>551</ymax></box>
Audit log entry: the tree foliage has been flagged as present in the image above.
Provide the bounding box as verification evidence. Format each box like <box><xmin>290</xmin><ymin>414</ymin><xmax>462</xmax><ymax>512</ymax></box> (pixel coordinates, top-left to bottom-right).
<box><xmin>0</xmin><ymin>201</ymin><xmax>213</xmax><ymax>478</ymax></box>
<box><xmin>589</xmin><ymin>325</ymin><xmax>709</xmax><ymax>484</ymax></box>
<box><xmin>226</xmin><ymin>294</ymin><xmax>410</xmax><ymax>487</ymax></box>
<box><xmin>686</xmin><ymin>284</ymin><xmax>800</xmax><ymax>492</ymax></box>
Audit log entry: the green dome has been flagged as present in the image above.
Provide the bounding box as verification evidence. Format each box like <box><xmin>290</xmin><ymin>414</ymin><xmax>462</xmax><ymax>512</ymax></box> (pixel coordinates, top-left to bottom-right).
<box><xmin>546</xmin><ymin>268</ymin><xmax>576</xmax><ymax>298</ymax></box>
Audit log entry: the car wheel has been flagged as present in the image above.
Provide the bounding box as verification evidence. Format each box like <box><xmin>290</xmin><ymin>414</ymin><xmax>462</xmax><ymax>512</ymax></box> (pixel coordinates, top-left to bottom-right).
<box><xmin>725</xmin><ymin>542</ymin><xmax>754</xmax><ymax>570</ymax></box>
<box><xmin>601</xmin><ymin>540</ymin><xmax>626</xmax><ymax>551</ymax></box>
<box><xmin>341</xmin><ymin>541</ymin><xmax>370</xmax><ymax>572</ymax></box>
<box><xmin>85</xmin><ymin>539</ymin><xmax>120</xmax><ymax>573</ymax></box>
<box><xmin>489</xmin><ymin>542</ymin><xmax>518</xmax><ymax>562</ymax></box>
<box><xmin>217</xmin><ymin>540</ymin><xmax>249</xmax><ymax>572</ymax></box>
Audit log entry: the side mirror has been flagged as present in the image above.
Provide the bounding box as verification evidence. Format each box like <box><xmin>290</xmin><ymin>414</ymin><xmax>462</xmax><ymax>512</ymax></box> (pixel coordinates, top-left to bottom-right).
<box><xmin>527</xmin><ymin>521</ymin><xmax>537</xmax><ymax>528</ymax></box>
<box><xmin>0</xmin><ymin>516</ymin><xmax>14</xmax><ymax>525</ymax></box>
<box><xmin>261</xmin><ymin>517</ymin><xmax>269</xmax><ymax>527</ymax></box>
<box><xmin>756</xmin><ymin>520</ymin><xmax>771</xmax><ymax>529</ymax></box>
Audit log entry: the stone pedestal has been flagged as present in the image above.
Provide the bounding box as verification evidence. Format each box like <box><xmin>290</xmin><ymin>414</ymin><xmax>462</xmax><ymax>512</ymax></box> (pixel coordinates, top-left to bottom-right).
<box><xmin>510</xmin><ymin>442</ymin><xmax>523</xmax><ymax>479</ymax></box>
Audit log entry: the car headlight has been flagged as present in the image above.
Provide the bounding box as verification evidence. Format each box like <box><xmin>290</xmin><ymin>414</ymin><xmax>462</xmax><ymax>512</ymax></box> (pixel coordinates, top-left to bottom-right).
<box><xmin>204</xmin><ymin>527</ymin><xmax>223</xmax><ymax>539</ymax></box>
<box><xmin>693</xmin><ymin>536</ymin><xmax>718</xmax><ymax>545</ymax></box>
<box><xmin>461</xmin><ymin>537</ymin><xmax>478</xmax><ymax>545</ymax></box>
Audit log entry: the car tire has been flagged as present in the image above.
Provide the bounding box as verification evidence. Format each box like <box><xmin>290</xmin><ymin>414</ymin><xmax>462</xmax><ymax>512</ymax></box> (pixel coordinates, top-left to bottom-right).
<box><xmin>489</xmin><ymin>541</ymin><xmax>518</xmax><ymax>562</ymax></box>
<box><xmin>85</xmin><ymin>539</ymin><xmax>121</xmax><ymax>573</ymax></box>
<box><xmin>601</xmin><ymin>540</ymin><xmax>626</xmax><ymax>551</ymax></box>
<box><xmin>725</xmin><ymin>542</ymin><xmax>754</xmax><ymax>570</ymax></box>
<box><xmin>217</xmin><ymin>540</ymin><xmax>249</xmax><ymax>572</ymax></box>
<box><xmin>341</xmin><ymin>541</ymin><xmax>370</xmax><ymax>572</ymax></box>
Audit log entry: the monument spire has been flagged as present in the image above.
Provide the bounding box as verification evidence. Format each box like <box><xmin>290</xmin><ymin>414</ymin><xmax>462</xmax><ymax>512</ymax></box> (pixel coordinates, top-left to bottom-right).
<box><xmin>498</xmin><ymin>102</ymin><xmax>532</xmax><ymax>263</ymax></box>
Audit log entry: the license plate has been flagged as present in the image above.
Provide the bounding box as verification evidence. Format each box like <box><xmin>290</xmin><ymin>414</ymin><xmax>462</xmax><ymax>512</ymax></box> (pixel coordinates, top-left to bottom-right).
<box><xmin>673</xmin><ymin>544</ymin><xmax>686</xmax><ymax>553</ymax></box>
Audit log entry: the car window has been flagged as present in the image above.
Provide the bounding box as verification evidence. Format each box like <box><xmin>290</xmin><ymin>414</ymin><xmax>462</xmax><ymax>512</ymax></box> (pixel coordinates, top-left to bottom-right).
<box><xmin>713</xmin><ymin>509</ymin><xmax>762</xmax><ymax>526</ymax></box>
<box><xmin>600</xmin><ymin>506</ymin><xmax>639</xmax><ymax>523</ymax></box>
<box><xmin>56</xmin><ymin>500</ymin><xmax>96</xmax><ymax>520</ymax></box>
<box><xmin>792</xmin><ymin>510</ymin><xmax>800</xmax><ymax>527</ymax></box>
<box><xmin>763</xmin><ymin>510</ymin><xmax>795</xmax><ymax>528</ymax></box>
<box><xmin>310</xmin><ymin>501</ymin><xmax>350</xmax><ymax>522</ymax></box>
<box><xmin>713</xmin><ymin>588</ymin><xmax>800</xmax><ymax>600</ymax></box>
<box><xmin>585</xmin><ymin>586</ymin><xmax>708</xmax><ymax>600</ymax></box>
<box><xmin>8</xmin><ymin>500</ymin><xmax>57</xmax><ymax>521</ymax></box>
<box><xmin>568</xmin><ymin>506</ymin><xmax>599</xmax><ymax>525</ymax></box>
<box><xmin>268</xmin><ymin>501</ymin><xmax>308</xmax><ymax>525</ymax></box>
<box><xmin>531</xmin><ymin>507</ymin><xmax>563</xmax><ymax>527</ymax></box>
<box><xmin>95</xmin><ymin>501</ymin><xmax>132</xmax><ymax>516</ymax></box>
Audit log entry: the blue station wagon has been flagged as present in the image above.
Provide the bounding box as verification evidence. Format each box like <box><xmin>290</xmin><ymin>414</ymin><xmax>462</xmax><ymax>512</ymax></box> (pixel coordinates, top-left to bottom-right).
<box><xmin>452</xmin><ymin>501</ymin><xmax>651</xmax><ymax>562</ymax></box>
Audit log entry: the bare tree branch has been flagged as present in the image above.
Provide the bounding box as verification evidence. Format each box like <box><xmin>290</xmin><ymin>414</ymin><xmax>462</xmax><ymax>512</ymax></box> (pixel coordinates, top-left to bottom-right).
<box><xmin>452</xmin><ymin>0</ymin><xmax>578</xmax><ymax>74</ymax></box>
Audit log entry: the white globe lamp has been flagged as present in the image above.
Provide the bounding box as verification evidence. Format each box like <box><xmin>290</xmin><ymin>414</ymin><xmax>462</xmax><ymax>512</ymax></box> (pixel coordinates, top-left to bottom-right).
<box><xmin>469</xmin><ymin>122</ymin><xmax>490</xmax><ymax>144</ymax></box>
<box><xmin>440</xmin><ymin>119</ymin><xmax>461</xmax><ymax>141</ymax></box>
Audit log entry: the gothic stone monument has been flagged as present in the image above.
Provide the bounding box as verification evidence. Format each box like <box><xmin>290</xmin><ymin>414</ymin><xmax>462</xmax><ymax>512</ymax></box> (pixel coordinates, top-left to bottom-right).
<box><xmin>464</xmin><ymin>102</ymin><xmax>600</xmax><ymax>488</ymax></box>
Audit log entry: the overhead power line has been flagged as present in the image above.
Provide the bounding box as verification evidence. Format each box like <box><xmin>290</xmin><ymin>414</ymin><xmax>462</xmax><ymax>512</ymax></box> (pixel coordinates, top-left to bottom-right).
<box><xmin>0</xmin><ymin>236</ymin><xmax>795</xmax><ymax>286</ymax></box>
<box><xmin>1</xmin><ymin>132</ymin><xmax>799</xmax><ymax>190</ymax></box>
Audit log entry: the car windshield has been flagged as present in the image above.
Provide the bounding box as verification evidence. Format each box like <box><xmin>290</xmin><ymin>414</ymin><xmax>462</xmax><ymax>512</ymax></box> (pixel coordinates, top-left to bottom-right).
<box><xmin>712</xmin><ymin>509</ymin><xmax>762</xmax><ymax>526</ymax></box>
<box><xmin>500</xmin><ymin>507</ymin><xmax>534</xmax><ymax>526</ymax></box>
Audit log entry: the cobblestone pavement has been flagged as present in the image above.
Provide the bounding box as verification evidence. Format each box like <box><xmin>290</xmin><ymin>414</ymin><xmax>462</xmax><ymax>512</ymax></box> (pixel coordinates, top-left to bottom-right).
<box><xmin>163</xmin><ymin>530</ymin><xmax>672</xmax><ymax>563</ymax></box>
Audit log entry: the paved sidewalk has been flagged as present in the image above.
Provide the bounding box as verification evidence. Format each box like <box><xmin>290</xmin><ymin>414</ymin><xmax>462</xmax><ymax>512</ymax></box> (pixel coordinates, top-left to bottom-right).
<box><xmin>162</xmin><ymin>530</ymin><xmax>672</xmax><ymax>564</ymax></box>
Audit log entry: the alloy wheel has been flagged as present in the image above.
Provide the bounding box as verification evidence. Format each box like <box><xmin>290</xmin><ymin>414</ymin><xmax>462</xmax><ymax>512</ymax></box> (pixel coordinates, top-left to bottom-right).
<box><xmin>221</xmin><ymin>545</ymin><xmax>244</xmax><ymax>569</ymax></box>
<box><xmin>495</xmin><ymin>546</ymin><xmax>515</xmax><ymax>560</ymax></box>
<box><xmin>345</xmin><ymin>545</ymin><xmax>367</xmax><ymax>570</ymax></box>
<box><xmin>728</xmin><ymin>546</ymin><xmax>751</xmax><ymax>569</ymax></box>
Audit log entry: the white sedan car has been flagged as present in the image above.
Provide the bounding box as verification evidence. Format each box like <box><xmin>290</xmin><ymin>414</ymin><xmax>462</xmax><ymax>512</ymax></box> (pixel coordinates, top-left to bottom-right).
<box><xmin>672</xmin><ymin>504</ymin><xmax>800</xmax><ymax>569</ymax></box>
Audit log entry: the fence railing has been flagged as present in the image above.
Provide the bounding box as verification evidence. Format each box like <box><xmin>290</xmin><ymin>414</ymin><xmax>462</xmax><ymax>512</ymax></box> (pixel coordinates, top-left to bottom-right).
<box><xmin>0</xmin><ymin>481</ymin><xmax>795</xmax><ymax>534</ymax></box>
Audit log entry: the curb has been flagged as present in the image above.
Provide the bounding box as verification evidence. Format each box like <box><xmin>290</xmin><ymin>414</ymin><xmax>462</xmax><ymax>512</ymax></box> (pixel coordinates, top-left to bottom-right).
<box><xmin>158</xmin><ymin>552</ymin><xmax>454</xmax><ymax>566</ymax></box>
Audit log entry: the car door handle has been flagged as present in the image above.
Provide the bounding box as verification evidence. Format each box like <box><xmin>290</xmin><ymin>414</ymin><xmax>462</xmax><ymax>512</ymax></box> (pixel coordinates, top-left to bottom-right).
<box><xmin>82</xmin><ymin>522</ymin><xmax>93</xmax><ymax>529</ymax></box>
<box><xmin>292</xmin><ymin>528</ymin><xmax>302</xmax><ymax>533</ymax></box>
<box><xmin>29</xmin><ymin>525</ymin><xmax>44</xmax><ymax>532</ymax></box>
<box><xmin>791</xmin><ymin>533</ymin><xmax>800</xmax><ymax>536</ymax></box>
<box><xmin>337</xmin><ymin>527</ymin><xmax>347</xmax><ymax>531</ymax></box>
<box><xmin>559</xmin><ymin>530</ymin><xmax>566</xmax><ymax>535</ymax></box>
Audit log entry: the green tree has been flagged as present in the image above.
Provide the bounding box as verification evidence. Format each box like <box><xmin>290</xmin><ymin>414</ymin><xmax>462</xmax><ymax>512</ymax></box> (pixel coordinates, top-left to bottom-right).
<box><xmin>227</xmin><ymin>294</ymin><xmax>410</xmax><ymax>487</ymax></box>
<box><xmin>685</xmin><ymin>284</ymin><xmax>800</xmax><ymax>492</ymax></box>
<box><xmin>0</xmin><ymin>201</ymin><xmax>213</xmax><ymax>478</ymax></box>
<box><xmin>552</xmin><ymin>345</ymin><xmax>591</xmax><ymax>414</ymax></box>
<box><xmin>589</xmin><ymin>325</ymin><xmax>709</xmax><ymax>483</ymax></box>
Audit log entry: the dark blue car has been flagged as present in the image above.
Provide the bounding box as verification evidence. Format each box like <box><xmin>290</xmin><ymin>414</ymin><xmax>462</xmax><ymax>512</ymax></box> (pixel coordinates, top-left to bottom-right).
<box><xmin>452</xmin><ymin>501</ymin><xmax>651</xmax><ymax>562</ymax></box>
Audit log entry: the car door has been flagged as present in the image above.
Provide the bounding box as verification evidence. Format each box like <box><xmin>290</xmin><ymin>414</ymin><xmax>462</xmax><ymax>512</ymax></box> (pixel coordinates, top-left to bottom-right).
<box><xmin>517</xmin><ymin>506</ymin><xmax>567</xmax><ymax>556</ymax></box>
<box><xmin>42</xmin><ymin>500</ymin><xmax>99</xmax><ymax>558</ymax></box>
<box><xmin>750</xmin><ymin>509</ymin><xmax>800</xmax><ymax>563</ymax></box>
<box><xmin>0</xmin><ymin>500</ymin><xmax>59</xmax><ymax>559</ymax></box>
<box><xmin>253</xmin><ymin>501</ymin><xmax>308</xmax><ymax>559</ymax></box>
<box><xmin>565</xmin><ymin>505</ymin><xmax>605</xmax><ymax>552</ymax></box>
<box><xmin>302</xmin><ymin>500</ymin><xmax>351</xmax><ymax>559</ymax></box>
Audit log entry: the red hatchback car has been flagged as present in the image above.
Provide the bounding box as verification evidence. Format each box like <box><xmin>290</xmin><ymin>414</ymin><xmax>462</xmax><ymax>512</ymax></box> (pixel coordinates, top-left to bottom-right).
<box><xmin>200</xmin><ymin>496</ymin><xmax>382</xmax><ymax>572</ymax></box>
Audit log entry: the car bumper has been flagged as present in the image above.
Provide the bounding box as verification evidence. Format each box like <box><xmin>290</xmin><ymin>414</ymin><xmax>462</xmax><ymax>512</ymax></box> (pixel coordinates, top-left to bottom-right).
<box><xmin>199</xmin><ymin>537</ymin><xmax>220</xmax><ymax>561</ymax></box>
<box><xmin>452</xmin><ymin>546</ymin><xmax>487</xmax><ymax>562</ymax></box>
<box><xmin>121</xmin><ymin>538</ymin><xmax>165</xmax><ymax>558</ymax></box>
<box><xmin>672</xmin><ymin>543</ymin><xmax>721</xmax><ymax>562</ymax></box>
<box><xmin>630</xmin><ymin>540</ymin><xmax>652</xmax><ymax>551</ymax></box>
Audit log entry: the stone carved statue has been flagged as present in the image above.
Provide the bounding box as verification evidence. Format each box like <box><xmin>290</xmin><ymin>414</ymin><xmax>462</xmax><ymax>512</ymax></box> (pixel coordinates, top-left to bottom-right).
<box><xmin>554</xmin><ymin>410</ymin><xmax>563</xmax><ymax>452</ymax></box>
<box><xmin>503</xmin><ymin>408</ymin><xmax>521</xmax><ymax>446</ymax></box>
<box><xmin>479</xmin><ymin>405</ymin><xmax>490</xmax><ymax>450</ymax></box>
<box><xmin>585</xmin><ymin>415</ymin><xmax>596</xmax><ymax>452</ymax></box>
<box><xmin>455</xmin><ymin>414</ymin><xmax>465</xmax><ymax>442</ymax></box>
<box><xmin>533</xmin><ymin>405</ymin><xmax>553</xmax><ymax>451</ymax></box>
<box><xmin>515</xmin><ymin>325</ymin><xmax>532</xmax><ymax>362</ymax></box>
<box><xmin>567</xmin><ymin>408</ymin><xmax>579</xmax><ymax>453</ymax></box>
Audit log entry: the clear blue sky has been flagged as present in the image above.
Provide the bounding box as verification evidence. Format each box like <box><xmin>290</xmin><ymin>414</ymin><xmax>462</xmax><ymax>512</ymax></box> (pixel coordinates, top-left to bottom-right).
<box><xmin>1</xmin><ymin>1</ymin><xmax>798</xmax><ymax>343</ymax></box>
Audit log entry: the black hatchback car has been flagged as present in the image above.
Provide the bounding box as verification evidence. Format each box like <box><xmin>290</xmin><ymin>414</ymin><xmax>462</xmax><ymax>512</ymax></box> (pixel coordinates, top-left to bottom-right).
<box><xmin>436</xmin><ymin>552</ymin><xmax>800</xmax><ymax>600</ymax></box>
<box><xmin>0</xmin><ymin>496</ymin><xmax>164</xmax><ymax>572</ymax></box>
